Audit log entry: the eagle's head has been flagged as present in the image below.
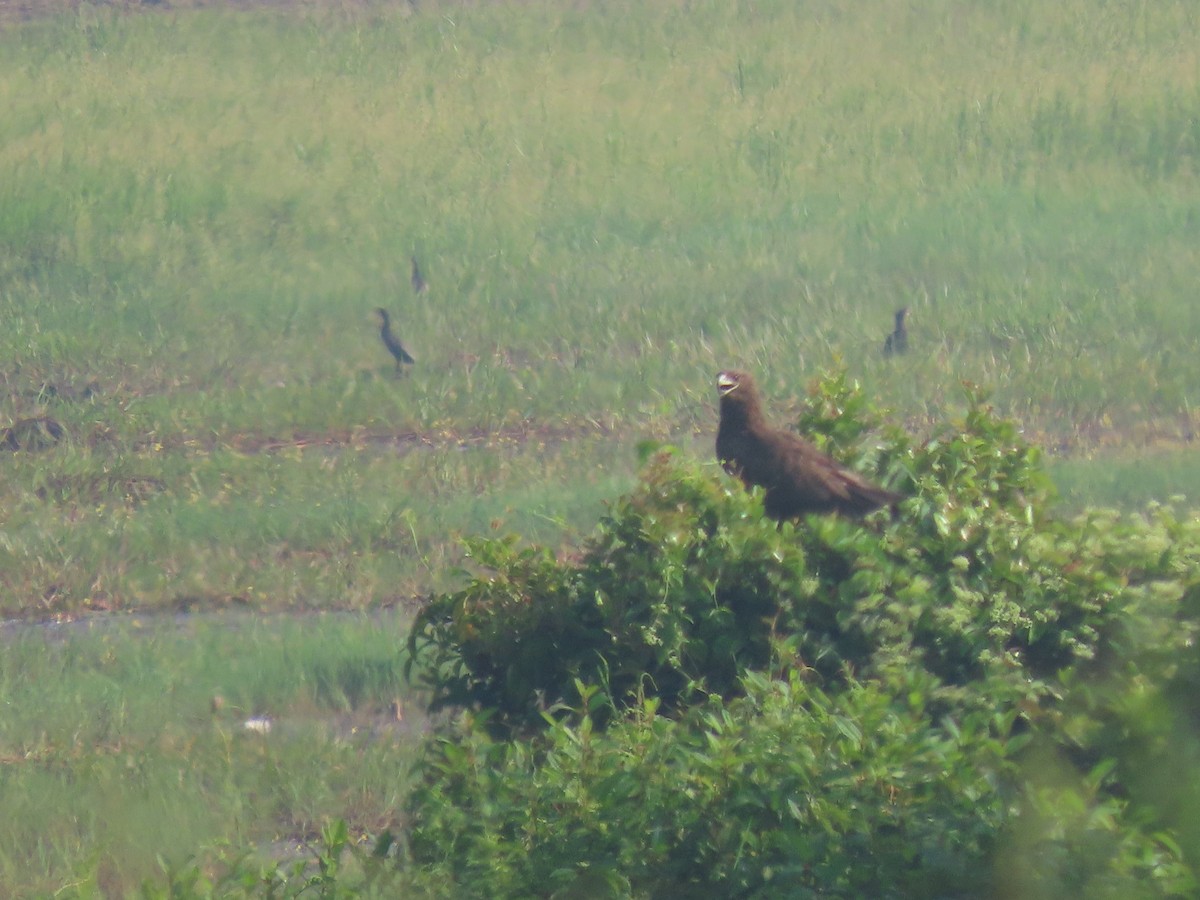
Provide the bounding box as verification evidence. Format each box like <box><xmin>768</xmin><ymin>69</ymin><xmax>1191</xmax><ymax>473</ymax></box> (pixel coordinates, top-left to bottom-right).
<box><xmin>716</xmin><ymin>370</ymin><xmax>769</xmax><ymax>430</ymax></box>
<box><xmin>717</xmin><ymin>370</ymin><xmax>752</xmax><ymax>398</ymax></box>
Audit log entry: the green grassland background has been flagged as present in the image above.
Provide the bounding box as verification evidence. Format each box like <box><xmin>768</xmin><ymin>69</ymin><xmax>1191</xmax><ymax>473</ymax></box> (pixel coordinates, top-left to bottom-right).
<box><xmin>1</xmin><ymin>0</ymin><xmax>1199</xmax><ymax>893</ymax></box>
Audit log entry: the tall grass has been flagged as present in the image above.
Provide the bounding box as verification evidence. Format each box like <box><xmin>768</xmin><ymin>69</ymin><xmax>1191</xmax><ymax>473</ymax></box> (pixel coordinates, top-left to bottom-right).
<box><xmin>2</xmin><ymin>0</ymin><xmax>1197</xmax><ymax>621</ymax></box>
<box><xmin>0</xmin><ymin>611</ymin><xmax>416</xmax><ymax>896</ymax></box>
<box><xmin>3</xmin><ymin>0</ymin><xmax>1198</xmax><ymax>437</ymax></box>
<box><xmin>0</xmin><ymin>434</ymin><xmax>633</xmax><ymax>617</ymax></box>
<box><xmin>1050</xmin><ymin>449</ymin><xmax>1200</xmax><ymax>511</ymax></box>
<box><xmin>0</xmin><ymin>0</ymin><xmax>1196</xmax><ymax>596</ymax></box>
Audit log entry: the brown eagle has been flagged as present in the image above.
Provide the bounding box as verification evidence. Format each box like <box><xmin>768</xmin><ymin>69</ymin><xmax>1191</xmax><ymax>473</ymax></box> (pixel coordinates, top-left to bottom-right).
<box><xmin>715</xmin><ymin>370</ymin><xmax>902</xmax><ymax>519</ymax></box>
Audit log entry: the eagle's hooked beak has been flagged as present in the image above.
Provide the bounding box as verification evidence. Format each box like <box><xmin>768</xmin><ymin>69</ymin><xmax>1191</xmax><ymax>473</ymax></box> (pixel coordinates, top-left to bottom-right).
<box><xmin>717</xmin><ymin>371</ymin><xmax>740</xmax><ymax>397</ymax></box>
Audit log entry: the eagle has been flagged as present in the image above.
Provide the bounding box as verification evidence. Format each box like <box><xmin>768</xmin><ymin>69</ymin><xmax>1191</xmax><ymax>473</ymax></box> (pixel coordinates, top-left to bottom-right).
<box><xmin>715</xmin><ymin>370</ymin><xmax>901</xmax><ymax>519</ymax></box>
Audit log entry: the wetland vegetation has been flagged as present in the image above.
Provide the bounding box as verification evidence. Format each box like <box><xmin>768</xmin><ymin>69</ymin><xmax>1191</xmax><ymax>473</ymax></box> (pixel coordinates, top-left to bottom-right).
<box><xmin>2</xmin><ymin>0</ymin><xmax>1199</xmax><ymax>894</ymax></box>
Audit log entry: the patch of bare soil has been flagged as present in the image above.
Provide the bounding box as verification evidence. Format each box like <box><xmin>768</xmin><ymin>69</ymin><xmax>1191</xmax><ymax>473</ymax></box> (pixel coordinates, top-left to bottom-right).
<box><xmin>130</xmin><ymin>416</ymin><xmax>614</xmax><ymax>456</ymax></box>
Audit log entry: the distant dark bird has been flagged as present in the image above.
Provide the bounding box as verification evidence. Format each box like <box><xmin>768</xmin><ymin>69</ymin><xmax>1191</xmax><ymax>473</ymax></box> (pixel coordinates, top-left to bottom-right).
<box><xmin>883</xmin><ymin>307</ymin><xmax>908</xmax><ymax>356</ymax></box>
<box><xmin>376</xmin><ymin>307</ymin><xmax>415</xmax><ymax>373</ymax></box>
<box><xmin>32</xmin><ymin>380</ymin><xmax>99</xmax><ymax>403</ymax></box>
<box><xmin>410</xmin><ymin>256</ymin><xmax>428</xmax><ymax>295</ymax></box>
<box><xmin>715</xmin><ymin>370</ymin><xmax>902</xmax><ymax>519</ymax></box>
<box><xmin>1</xmin><ymin>416</ymin><xmax>64</xmax><ymax>452</ymax></box>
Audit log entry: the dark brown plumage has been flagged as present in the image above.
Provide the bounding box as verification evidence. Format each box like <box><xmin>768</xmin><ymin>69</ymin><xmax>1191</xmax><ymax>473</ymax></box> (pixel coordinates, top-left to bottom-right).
<box><xmin>376</xmin><ymin>307</ymin><xmax>415</xmax><ymax>373</ymax></box>
<box><xmin>411</xmin><ymin>256</ymin><xmax>428</xmax><ymax>295</ymax></box>
<box><xmin>715</xmin><ymin>370</ymin><xmax>901</xmax><ymax>519</ymax></box>
<box><xmin>883</xmin><ymin>307</ymin><xmax>908</xmax><ymax>356</ymax></box>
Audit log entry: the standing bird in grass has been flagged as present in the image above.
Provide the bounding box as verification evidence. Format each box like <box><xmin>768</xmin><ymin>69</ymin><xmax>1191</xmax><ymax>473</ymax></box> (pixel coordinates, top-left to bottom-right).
<box><xmin>376</xmin><ymin>307</ymin><xmax>415</xmax><ymax>374</ymax></box>
<box><xmin>411</xmin><ymin>256</ymin><xmax>428</xmax><ymax>295</ymax></box>
<box><xmin>883</xmin><ymin>307</ymin><xmax>908</xmax><ymax>356</ymax></box>
<box><xmin>715</xmin><ymin>370</ymin><xmax>902</xmax><ymax>519</ymax></box>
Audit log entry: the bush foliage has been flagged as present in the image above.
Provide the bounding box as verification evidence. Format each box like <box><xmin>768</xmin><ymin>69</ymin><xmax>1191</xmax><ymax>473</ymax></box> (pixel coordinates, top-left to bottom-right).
<box><xmin>403</xmin><ymin>371</ymin><xmax>1200</xmax><ymax>897</ymax></box>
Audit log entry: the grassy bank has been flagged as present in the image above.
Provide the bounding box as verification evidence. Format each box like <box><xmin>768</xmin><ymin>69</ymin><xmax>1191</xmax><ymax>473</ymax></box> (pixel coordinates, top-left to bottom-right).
<box><xmin>0</xmin><ymin>611</ymin><xmax>416</xmax><ymax>896</ymax></box>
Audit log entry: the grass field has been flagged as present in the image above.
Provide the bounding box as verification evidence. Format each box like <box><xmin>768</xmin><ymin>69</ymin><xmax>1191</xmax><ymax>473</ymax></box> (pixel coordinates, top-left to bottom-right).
<box><xmin>0</xmin><ymin>611</ymin><xmax>416</xmax><ymax>896</ymax></box>
<box><xmin>4</xmin><ymin>0</ymin><xmax>1200</xmax><ymax>614</ymax></box>
<box><xmin>1</xmin><ymin>0</ymin><xmax>1199</xmax><ymax>893</ymax></box>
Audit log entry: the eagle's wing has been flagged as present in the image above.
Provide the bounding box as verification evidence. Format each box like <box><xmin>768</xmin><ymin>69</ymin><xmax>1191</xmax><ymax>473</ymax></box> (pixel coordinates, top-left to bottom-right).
<box><xmin>771</xmin><ymin>431</ymin><xmax>899</xmax><ymax>516</ymax></box>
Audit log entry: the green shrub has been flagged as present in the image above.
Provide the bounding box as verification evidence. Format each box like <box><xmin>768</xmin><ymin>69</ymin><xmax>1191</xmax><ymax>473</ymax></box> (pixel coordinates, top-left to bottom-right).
<box><xmin>407</xmin><ymin>373</ymin><xmax>1156</xmax><ymax>732</ymax></box>
<box><xmin>402</xmin><ymin>370</ymin><xmax>1200</xmax><ymax>896</ymax></box>
<box><xmin>406</xmin><ymin>445</ymin><xmax>789</xmax><ymax>730</ymax></box>
<box><xmin>406</xmin><ymin>673</ymin><xmax>1012</xmax><ymax>899</ymax></box>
